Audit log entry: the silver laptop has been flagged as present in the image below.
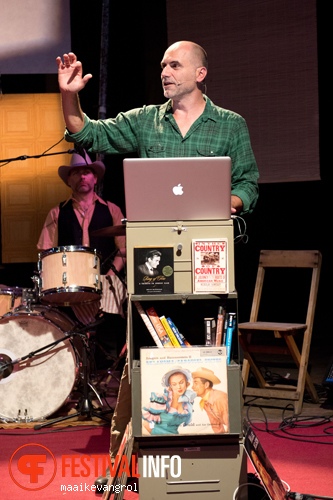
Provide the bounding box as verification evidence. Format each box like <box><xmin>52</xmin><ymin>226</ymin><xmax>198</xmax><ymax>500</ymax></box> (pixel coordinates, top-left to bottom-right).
<box><xmin>123</xmin><ymin>157</ymin><xmax>231</xmax><ymax>222</ymax></box>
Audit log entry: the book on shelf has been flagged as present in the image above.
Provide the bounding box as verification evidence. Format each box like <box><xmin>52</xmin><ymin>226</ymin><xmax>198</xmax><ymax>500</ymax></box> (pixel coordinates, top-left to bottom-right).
<box><xmin>166</xmin><ymin>317</ymin><xmax>189</xmax><ymax>347</ymax></box>
<box><xmin>159</xmin><ymin>315</ymin><xmax>181</xmax><ymax>347</ymax></box>
<box><xmin>224</xmin><ymin>312</ymin><xmax>236</xmax><ymax>364</ymax></box>
<box><xmin>167</xmin><ymin>318</ymin><xmax>191</xmax><ymax>347</ymax></box>
<box><xmin>140</xmin><ymin>346</ymin><xmax>229</xmax><ymax>436</ymax></box>
<box><xmin>204</xmin><ymin>317</ymin><xmax>216</xmax><ymax>346</ymax></box>
<box><xmin>215</xmin><ymin>305</ymin><xmax>227</xmax><ymax>346</ymax></box>
<box><xmin>133</xmin><ymin>246</ymin><xmax>174</xmax><ymax>295</ymax></box>
<box><xmin>192</xmin><ymin>238</ymin><xmax>229</xmax><ymax>293</ymax></box>
<box><xmin>222</xmin><ymin>314</ymin><xmax>229</xmax><ymax>347</ymax></box>
<box><xmin>146</xmin><ymin>306</ymin><xmax>174</xmax><ymax>348</ymax></box>
<box><xmin>133</xmin><ymin>301</ymin><xmax>163</xmax><ymax>347</ymax></box>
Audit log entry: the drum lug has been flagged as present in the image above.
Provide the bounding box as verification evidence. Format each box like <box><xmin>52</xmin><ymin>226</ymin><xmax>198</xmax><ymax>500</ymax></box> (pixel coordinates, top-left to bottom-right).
<box><xmin>95</xmin><ymin>275</ymin><xmax>99</xmax><ymax>287</ymax></box>
<box><xmin>62</xmin><ymin>253</ymin><xmax>67</xmax><ymax>266</ymax></box>
<box><xmin>16</xmin><ymin>409</ymin><xmax>32</xmax><ymax>423</ymax></box>
<box><xmin>63</xmin><ymin>272</ymin><xmax>67</xmax><ymax>285</ymax></box>
<box><xmin>94</xmin><ymin>254</ymin><xmax>98</xmax><ymax>269</ymax></box>
<box><xmin>37</xmin><ymin>253</ymin><xmax>42</xmax><ymax>272</ymax></box>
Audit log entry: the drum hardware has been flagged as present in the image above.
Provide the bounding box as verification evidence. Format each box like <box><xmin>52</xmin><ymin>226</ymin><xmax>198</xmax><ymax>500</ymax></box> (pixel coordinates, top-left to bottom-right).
<box><xmin>91</xmin><ymin>225</ymin><xmax>126</xmax><ymax>238</ymax></box>
<box><xmin>91</xmin><ymin>341</ymin><xmax>127</xmax><ymax>400</ymax></box>
<box><xmin>33</xmin><ymin>320</ymin><xmax>113</xmax><ymax>430</ymax></box>
<box><xmin>101</xmin><ymin>248</ymin><xmax>127</xmax><ymax>287</ymax></box>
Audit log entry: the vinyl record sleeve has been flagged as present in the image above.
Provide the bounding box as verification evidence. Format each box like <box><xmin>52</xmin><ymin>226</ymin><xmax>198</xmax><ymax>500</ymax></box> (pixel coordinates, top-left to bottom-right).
<box><xmin>140</xmin><ymin>346</ymin><xmax>229</xmax><ymax>436</ymax></box>
<box><xmin>133</xmin><ymin>246</ymin><xmax>174</xmax><ymax>295</ymax></box>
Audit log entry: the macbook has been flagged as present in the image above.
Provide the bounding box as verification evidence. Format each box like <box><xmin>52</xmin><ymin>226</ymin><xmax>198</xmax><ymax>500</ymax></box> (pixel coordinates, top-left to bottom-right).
<box><xmin>123</xmin><ymin>157</ymin><xmax>231</xmax><ymax>222</ymax></box>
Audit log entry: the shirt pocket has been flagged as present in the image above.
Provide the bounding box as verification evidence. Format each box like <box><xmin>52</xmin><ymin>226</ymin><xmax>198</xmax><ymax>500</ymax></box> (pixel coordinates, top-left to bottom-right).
<box><xmin>146</xmin><ymin>144</ymin><xmax>166</xmax><ymax>157</ymax></box>
<box><xmin>196</xmin><ymin>148</ymin><xmax>219</xmax><ymax>157</ymax></box>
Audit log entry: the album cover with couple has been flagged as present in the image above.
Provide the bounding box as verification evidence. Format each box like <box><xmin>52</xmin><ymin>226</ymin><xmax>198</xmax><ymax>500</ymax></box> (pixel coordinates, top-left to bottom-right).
<box><xmin>140</xmin><ymin>346</ymin><xmax>229</xmax><ymax>436</ymax></box>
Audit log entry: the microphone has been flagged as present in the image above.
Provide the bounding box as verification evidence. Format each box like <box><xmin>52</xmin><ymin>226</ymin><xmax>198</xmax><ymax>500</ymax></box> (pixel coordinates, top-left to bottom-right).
<box><xmin>175</xmin><ymin>81</ymin><xmax>196</xmax><ymax>86</ymax></box>
<box><xmin>0</xmin><ymin>353</ymin><xmax>14</xmax><ymax>380</ymax></box>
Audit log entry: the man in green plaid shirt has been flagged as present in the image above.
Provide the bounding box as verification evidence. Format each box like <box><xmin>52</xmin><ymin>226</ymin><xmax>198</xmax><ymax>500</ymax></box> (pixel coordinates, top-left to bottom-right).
<box><xmin>57</xmin><ymin>40</ymin><xmax>259</xmax><ymax>216</ymax></box>
<box><xmin>56</xmin><ymin>40</ymin><xmax>259</xmax><ymax>488</ymax></box>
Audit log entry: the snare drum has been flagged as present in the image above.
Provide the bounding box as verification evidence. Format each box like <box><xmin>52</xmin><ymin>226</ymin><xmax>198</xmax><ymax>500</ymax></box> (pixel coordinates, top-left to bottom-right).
<box><xmin>38</xmin><ymin>246</ymin><xmax>102</xmax><ymax>306</ymax></box>
<box><xmin>0</xmin><ymin>305</ymin><xmax>78</xmax><ymax>422</ymax></box>
<box><xmin>0</xmin><ymin>287</ymin><xmax>22</xmax><ymax>317</ymax></box>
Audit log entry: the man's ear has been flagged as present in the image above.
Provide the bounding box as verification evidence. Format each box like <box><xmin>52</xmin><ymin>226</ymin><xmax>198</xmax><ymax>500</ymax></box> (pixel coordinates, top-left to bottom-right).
<box><xmin>196</xmin><ymin>66</ymin><xmax>207</xmax><ymax>82</ymax></box>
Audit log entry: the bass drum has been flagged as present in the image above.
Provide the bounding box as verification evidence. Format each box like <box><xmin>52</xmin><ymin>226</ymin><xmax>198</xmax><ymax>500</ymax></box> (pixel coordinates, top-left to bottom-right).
<box><xmin>0</xmin><ymin>305</ymin><xmax>78</xmax><ymax>422</ymax></box>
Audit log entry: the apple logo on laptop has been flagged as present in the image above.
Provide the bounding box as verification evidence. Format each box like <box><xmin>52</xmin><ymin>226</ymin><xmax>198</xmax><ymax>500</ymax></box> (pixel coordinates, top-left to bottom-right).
<box><xmin>172</xmin><ymin>183</ymin><xmax>184</xmax><ymax>195</ymax></box>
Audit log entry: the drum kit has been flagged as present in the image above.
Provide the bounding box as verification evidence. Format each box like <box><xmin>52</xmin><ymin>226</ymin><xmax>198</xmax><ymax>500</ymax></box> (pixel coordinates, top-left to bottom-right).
<box><xmin>0</xmin><ymin>230</ymin><xmax>126</xmax><ymax>427</ymax></box>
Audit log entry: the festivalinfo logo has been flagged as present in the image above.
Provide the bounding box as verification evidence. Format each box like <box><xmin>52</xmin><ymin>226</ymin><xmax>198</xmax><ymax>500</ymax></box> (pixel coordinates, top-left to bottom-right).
<box><xmin>9</xmin><ymin>443</ymin><xmax>182</xmax><ymax>491</ymax></box>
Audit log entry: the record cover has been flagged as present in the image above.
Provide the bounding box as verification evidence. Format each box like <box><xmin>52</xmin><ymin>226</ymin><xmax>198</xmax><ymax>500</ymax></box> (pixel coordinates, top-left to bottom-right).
<box><xmin>133</xmin><ymin>246</ymin><xmax>174</xmax><ymax>295</ymax></box>
<box><xmin>192</xmin><ymin>238</ymin><xmax>228</xmax><ymax>293</ymax></box>
<box><xmin>140</xmin><ymin>346</ymin><xmax>229</xmax><ymax>436</ymax></box>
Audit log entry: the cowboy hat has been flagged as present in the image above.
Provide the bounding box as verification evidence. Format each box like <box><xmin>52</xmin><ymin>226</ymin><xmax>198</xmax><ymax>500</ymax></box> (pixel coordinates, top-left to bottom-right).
<box><xmin>58</xmin><ymin>150</ymin><xmax>105</xmax><ymax>185</ymax></box>
<box><xmin>191</xmin><ymin>367</ymin><xmax>221</xmax><ymax>385</ymax></box>
<box><xmin>161</xmin><ymin>366</ymin><xmax>192</xmax><ymax>387</ymax></box>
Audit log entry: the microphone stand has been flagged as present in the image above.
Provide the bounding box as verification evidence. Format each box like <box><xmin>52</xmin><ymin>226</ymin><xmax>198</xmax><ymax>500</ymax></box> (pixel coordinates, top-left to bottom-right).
<box><xmin>34</xmin><ymin>326</ymin><xmax>113</xmax><ymax>430</ymax></box>
<box><xmin>0</xmin><ymin>149</ymin><xmax>76</xmax><ymax>164</ymax></box>
<box><xmin>102</xmin><ymin>248</ymin><xmax>127</xmax><ymax>288</ymax></box>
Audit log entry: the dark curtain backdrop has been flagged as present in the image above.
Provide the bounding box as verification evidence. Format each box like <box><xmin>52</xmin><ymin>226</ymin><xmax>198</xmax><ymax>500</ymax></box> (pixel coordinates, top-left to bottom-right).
<box><xmin>166</xmin><ymin>0</ymin><xmax>320</xmax><ymax>184</ymax></box>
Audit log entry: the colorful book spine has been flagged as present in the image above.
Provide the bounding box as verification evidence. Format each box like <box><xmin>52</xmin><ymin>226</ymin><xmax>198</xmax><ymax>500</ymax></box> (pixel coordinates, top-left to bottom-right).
<box><xmin>166</xmin><ymin>317</ymin><xmax>187</xmax><ymax>347</ymax></box>
<box><xmin>159</xmin><ymin>315</ymin><xmax>181</xmax><ymax>347</ymax></box>
<box><xmin>174</xmin><ymin>326</ymin><xmax>191</xmax><ymax>347</ymax></box>
<box><xmin>133</xmin><ymin>301</ymin><xmax>163</xmax><ymax>347</ymax></box>
<box><xmin>225</xmin><ymin>312</ymin><xmax>236</xmax><ymax>364</ymax></box>
<box><xmin>146</xmin><ymin>306</ymin><xmax>174</xmax><ymax>347</ymax></box>
<box><xmin>215</xmin><ymin>305</ymin><xmax>226</xmax><ymax>346</ymax></box>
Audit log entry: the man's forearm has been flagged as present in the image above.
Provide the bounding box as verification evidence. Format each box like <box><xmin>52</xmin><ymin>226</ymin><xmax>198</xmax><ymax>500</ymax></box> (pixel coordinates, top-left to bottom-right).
<box><xmin>61</xmin><ymin>91</ymin><xmax>85</xmax><ymax>133</ymax></box>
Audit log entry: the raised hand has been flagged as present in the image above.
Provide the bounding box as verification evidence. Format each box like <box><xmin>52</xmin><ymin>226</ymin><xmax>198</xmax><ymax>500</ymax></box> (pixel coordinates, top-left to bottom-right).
<box><xmin>56</xmin><ymin>52</ymin><xmax>92</xmax><ymax>93</ymax></box>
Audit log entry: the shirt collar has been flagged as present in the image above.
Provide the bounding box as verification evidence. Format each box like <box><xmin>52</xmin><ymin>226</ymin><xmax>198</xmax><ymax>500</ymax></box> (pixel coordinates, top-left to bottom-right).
<box><xmin>199</xmin><ymin>389</ymin><xmax>211</xmax><ymax>410</ymax></box>
<box><xmin>160</xmin><ymin>95</ymin><xmax>215</xmax><ymax>123</ymax></box>
<box><xmin>62</xmin><ymin>192</ymin><xmax>108</xmax><ymax>207</ymax></box>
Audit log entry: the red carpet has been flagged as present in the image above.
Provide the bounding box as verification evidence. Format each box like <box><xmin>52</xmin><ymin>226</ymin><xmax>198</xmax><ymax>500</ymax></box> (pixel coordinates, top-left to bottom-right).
<box><xmin>0</xmin><ymin>424</ymin><xmax>138</xmax><ymax>500</ymax></box>
<box><xmin>247</xmin><ymin>418</ymin><xmax>333</xmax><ymax>498</ymax></box>
<box><xmin>1</xmin><ymin>419</ymin><xmax>333</xmax><ymax>499</ymax></box>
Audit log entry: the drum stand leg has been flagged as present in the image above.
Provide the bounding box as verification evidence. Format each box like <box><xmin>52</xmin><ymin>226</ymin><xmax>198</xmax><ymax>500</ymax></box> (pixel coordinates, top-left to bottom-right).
<box><xmin>34</xmin><ymin>333</ymin><xmax>113</xmax><ymax>430</ymax></box>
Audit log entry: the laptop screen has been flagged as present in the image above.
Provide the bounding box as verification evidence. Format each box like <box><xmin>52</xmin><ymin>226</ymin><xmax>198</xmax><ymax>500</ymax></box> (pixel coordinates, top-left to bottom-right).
<box><xmin>123</xmin><ymin>157</ymin><xmax>231</xmax><ymax>222</ymax></box>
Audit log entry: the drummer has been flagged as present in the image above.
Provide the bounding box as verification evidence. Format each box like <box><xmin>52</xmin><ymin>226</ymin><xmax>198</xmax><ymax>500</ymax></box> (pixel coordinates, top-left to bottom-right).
<box><xmin>37</xmin><ymin>150</ymin><xmax>127</xmax><ymax>369</ymax></box>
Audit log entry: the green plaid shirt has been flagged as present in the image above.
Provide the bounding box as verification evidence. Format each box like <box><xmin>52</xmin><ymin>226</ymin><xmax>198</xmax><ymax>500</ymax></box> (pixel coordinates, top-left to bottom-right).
<box><xmin>66</xmin><ymin>96</ymin><xmax>259</xmax><ymax>213</ymax></box>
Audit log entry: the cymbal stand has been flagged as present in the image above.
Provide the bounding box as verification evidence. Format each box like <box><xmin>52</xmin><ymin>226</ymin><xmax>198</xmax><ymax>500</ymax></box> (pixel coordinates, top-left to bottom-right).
<box><xmin>92</xmin><ymin>341</ymin><xmax>127</xmax><ymax>398</ymax></box>
<box><xmin>34</xmin><ymin>329</ymin><xmax>113</xmax><ymax>430</ymax></box>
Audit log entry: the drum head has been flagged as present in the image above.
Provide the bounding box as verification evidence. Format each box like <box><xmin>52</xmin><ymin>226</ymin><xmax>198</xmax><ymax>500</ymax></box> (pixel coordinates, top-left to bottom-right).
<box><xmin>0</xmin><ymin>307</ymin><xmax>77</xmax><ymax>422</ymax></box>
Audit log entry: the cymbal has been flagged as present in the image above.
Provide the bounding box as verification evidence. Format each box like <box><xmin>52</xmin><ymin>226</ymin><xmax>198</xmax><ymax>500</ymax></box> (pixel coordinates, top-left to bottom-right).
<box><xmin>91</xmin><ymin>225</ymin><xmax>126</xmax><ymax>237</ymax></box>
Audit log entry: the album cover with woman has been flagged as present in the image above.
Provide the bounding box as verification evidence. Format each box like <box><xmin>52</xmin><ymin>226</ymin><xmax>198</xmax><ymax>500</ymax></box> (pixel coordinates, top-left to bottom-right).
<box><xmin>140</xmin><ymin>346</ymin><xmax>229</xmax><ymax>436</ymax></box>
